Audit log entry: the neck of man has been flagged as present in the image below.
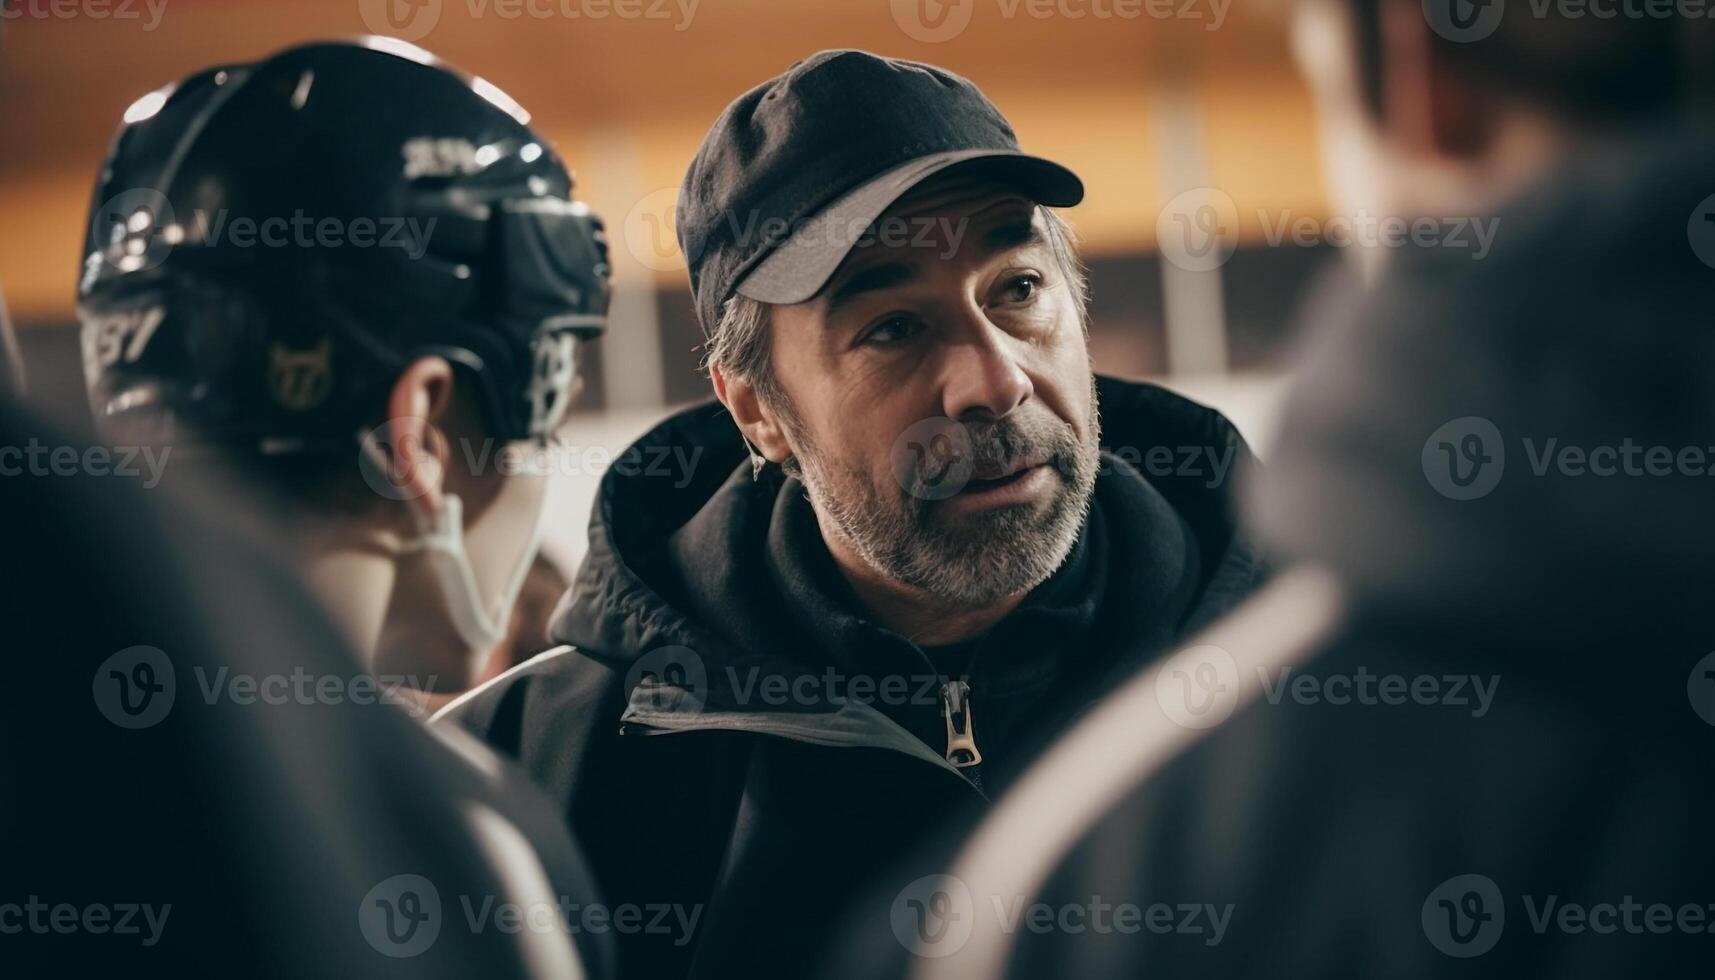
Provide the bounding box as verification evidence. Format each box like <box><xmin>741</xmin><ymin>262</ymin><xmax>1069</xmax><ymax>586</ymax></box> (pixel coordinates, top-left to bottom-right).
<box><xmin>294</xmin><ymin>520</ymin><xmax>474</xmax><ymax>693</ymax></box>
<box><xmin>818</xmin><ymin>521</ymin><xmax>1027</xmax><ymax>648</ymax></box>
<box><xmin>297</xmin><ymin>527</ymin><xmax>395</xmax><ymax>666</ymax></box>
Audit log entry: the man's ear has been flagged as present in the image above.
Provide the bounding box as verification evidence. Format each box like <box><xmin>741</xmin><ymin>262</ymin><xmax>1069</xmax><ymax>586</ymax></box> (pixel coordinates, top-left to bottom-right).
<box><xmin>384</xmin><ymin>356</ymin><xmax>456</xmax><ymax>511</ymax></box>
<box><xmin>710</xmin><ymin>362</ymin><xmax>792</xmax><ymax>464</ymax></box>
<box><xmin>1380</xmin><ymin>0</ymin><xmax>1492</xmax><ymax>158</ymax></box>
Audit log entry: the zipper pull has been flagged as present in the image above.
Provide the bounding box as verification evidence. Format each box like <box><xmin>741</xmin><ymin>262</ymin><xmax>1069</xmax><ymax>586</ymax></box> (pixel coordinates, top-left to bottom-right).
<box><xmin>941</xmin><ymin>679</ymin><xmax>983</xmax><ymax>769</ymax></box>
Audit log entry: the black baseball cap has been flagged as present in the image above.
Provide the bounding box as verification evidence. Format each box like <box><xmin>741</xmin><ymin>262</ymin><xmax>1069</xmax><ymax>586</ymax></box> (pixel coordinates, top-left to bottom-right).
<box><xmin>677</xmin><ymin>49</ymin><xmax>1084</xmax><ymax>335</ymax></box>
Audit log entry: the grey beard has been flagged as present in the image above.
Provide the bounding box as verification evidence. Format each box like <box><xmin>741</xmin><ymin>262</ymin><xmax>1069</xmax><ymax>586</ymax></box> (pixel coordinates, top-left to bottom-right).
<box><xmin>784</xmin><ymin>397</ymin><xmax>1101</xmax><ymax>608</ymax></box>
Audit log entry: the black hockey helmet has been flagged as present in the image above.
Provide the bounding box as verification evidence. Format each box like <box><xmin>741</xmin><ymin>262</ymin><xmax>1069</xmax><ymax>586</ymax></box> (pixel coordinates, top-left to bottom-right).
<box><xmin>78</xmin><ymin>38</ymin><xmax>611</xmax><ymax>454</ymax></box>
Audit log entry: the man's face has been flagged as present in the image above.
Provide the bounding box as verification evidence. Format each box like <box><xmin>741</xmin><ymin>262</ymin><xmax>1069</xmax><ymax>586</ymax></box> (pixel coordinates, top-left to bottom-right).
<box><xmin>762</xmin><ymin>179</ymin><xmax>1101</xmax><ymax>606</ymax></box>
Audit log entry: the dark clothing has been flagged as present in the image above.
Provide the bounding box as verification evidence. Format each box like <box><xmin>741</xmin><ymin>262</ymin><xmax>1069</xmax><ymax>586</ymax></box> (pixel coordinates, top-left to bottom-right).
<box><xmin>435</xmin><ymin>375</ymin><xmax>1266</xmax><ymax>979</ymax></box>
<box><xmin>840</xmin><ymin>130</ymin><xmax>1715</xmax><ymax>979</ymax></box>
<box><xmin>1</xmin><ymin>404</ymin><xmax>612</xmax><ymax>980</ymax></box>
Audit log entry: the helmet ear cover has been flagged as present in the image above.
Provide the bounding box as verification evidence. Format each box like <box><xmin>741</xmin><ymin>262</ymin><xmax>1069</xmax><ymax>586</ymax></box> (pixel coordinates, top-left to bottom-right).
<box><xmin>491</xmin><ymin>198</ymin><xmax>610</xmax><ymax>340</ymax></box>
<box><xmin>359</xmin><ymin>194</ymin><xmax>611</xmax><ymax>443</ymax></box>
<box><xmin>465</xmin><ymin>197</ymin><xmax>610</xmax><ymax>440</ymax></box>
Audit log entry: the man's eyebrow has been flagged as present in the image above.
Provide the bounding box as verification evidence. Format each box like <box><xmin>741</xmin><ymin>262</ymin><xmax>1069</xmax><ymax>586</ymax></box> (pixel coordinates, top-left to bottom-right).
<box><xmin>819</xmin><ymin>212</ymin><xmax>1042</xmax><ymax>318</ymax></box>
<box><xmin>823</xmin><ymin>261</ymin><xmax>919</xmax><ymax>318</ymax></box>
<box><xmin>982</xmin><ymin>215</ymin><xmax>1044</xmax><ymax>253</ymax></box>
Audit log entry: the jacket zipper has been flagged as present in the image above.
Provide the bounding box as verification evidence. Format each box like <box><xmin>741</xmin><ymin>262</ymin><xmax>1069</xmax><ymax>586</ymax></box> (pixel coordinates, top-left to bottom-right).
<box><xmin>621</xmin><ymin>635</ymin><xmax>997</xmax><ymax>797</ymax></box>
<box><xmin>620</xmin><ymin>704</ymin><xmax>988</xmax><ymax>802</ymax></box>
<box><xmin>940</xmin><ymin>679</ymin><xmax>982</xmax><ymax>768</ymax></box>
<box><xmin>941</xmin><ymin>677</ymin><xmax>986</xmax><ymax>794</ymax></box>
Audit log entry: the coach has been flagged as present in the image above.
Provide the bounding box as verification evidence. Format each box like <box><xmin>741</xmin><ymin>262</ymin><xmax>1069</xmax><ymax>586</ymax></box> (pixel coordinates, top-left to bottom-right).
<box><xmin>437</xmin><ymin>49</ymin><xmax>1264</xmax><ymax>980</ymax></box>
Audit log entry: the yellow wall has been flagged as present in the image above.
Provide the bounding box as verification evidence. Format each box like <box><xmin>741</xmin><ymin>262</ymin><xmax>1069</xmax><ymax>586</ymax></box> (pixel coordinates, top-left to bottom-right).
<box><xmin>0</xmin><ymin>0</ymin><xmax>1328</xmax><ymax>321</ymax></box>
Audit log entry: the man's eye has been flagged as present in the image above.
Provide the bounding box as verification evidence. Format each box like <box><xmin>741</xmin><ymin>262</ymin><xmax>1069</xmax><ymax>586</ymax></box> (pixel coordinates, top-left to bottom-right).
<box><xmin>998</xmin><ymin>274</ymin><xmax>1042</xmax><ymax>304</ymax></box>
<box><xmin>860</xmin><ymin>315</ymin><xmax>922</xmax><ymax>346</ymax></box>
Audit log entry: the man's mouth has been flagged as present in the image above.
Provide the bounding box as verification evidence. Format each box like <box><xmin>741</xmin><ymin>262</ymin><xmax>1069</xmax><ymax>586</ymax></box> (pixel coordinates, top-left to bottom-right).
<box><xmin>943</xmin><ymin>458</ymin><xmax>1054</xmax><ymax>510</ymax></box>
<box><xmin>961</xmin><ymin>463</ymin><xmax>1038</xmax><ymax>494</ymax></box>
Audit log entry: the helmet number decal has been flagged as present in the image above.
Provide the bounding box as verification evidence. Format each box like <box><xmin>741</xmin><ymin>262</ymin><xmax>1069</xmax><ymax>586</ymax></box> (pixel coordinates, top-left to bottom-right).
<box><xmin>402</xmin><ymin>137</ymin><xmax>484</xmax><ymax>180</ymax></box>
<box><xmin>82</xmin><ymin>306</ymin><xmax>166</xmax><ymax>374</ymax></box>
<box><xmin>268</xmin><ymin>339</ymin><xmax>334</xmax><ymax>412</ymax></box>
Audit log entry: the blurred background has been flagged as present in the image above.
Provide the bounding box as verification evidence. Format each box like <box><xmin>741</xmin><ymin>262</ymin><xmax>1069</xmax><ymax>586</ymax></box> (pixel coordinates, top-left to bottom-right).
<box><xmin>0</xmin><ymin>0</ymin><xmax>1333</xmax><ymax>565</ymax></box>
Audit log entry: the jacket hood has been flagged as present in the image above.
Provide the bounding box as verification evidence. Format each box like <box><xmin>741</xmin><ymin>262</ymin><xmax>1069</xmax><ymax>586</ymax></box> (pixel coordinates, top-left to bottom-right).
<box><xmin>551</xmin><ymin>375</ymin><xmax>1261</xmax><ymax>673</ymax></box>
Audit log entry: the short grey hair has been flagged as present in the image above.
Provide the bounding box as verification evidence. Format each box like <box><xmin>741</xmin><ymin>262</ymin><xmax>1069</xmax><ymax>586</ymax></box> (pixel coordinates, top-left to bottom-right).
<box><xmin>702</xmin><ymin>206</ymin><xmax>1089</xmax><ymax>406</ymax></box>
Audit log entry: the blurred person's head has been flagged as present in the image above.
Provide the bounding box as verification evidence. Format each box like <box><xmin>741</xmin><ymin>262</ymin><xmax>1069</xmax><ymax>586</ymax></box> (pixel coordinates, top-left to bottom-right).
<box><xmin>1292</xmin><ymin>0</ymin><xmax>1705</xmax><ymax>245</ymax></box>
<box><xmin>77</xmin><ymin>39</ymin><xmax>610</xmax><ymax>688</ymax></box>
<box><xmin>683</xmin><ymin>51</ymin><xmax>1100</xmax><ymax>639</ymax></box>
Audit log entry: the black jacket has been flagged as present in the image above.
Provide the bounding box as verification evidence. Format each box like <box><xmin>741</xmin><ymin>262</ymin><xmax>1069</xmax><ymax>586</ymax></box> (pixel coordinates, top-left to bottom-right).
<box><xmin>833</xmin><ymin>130</ymin><xmax>1715</xmax><ymax>980</ymax></box>
<box><xmin>435</xmin><ymin>375</ymin><xmax>1266</xmax><ymax>979</ymax></box>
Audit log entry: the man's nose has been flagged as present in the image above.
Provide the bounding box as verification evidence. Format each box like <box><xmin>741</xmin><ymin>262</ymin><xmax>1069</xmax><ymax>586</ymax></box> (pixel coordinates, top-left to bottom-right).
<box><xmin>939</xmin><ymin>313</ymin><xmax>1033</xmax><ymax>421</ymax></box>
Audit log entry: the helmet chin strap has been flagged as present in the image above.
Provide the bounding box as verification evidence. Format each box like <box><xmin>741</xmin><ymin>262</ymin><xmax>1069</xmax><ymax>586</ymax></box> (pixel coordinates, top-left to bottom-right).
<box><xmin>354</xmin><ymin>432</ymin><xmax>550</xmax><ymax>684</ymax></box>
<box><xmin>396</xmin><ymin>489</ymin><xmax>551</xmax><ymax>683</ymax></box>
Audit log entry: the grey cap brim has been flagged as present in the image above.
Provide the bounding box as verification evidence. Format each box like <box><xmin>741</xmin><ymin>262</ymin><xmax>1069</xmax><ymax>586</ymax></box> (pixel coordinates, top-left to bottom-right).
<box><xmin>735</xmin><ymin>149</ymin><xmax>1084</xmax><ymax>307</ymax></box>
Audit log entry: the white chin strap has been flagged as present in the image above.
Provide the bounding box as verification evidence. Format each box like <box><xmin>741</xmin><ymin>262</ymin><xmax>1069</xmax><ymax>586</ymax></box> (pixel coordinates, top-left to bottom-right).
<box><xmin>398</xmin><ymin>491</ymin><xmax>549</xmax><ymax>675</ymax></box>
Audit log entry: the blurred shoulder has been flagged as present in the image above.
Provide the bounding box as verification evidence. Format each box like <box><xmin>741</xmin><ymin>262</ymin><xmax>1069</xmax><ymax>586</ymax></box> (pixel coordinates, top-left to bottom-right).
<box><xmin>431</xmin><ymin>645</ymin><xmax>623</xmax><ymax>755</ymax></box>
